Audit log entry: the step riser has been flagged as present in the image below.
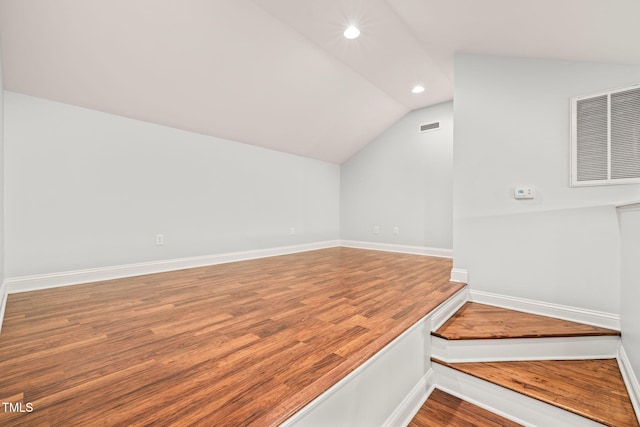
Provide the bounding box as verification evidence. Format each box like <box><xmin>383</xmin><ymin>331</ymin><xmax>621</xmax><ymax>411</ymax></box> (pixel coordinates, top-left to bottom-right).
<box><xmin>432</xmin><ymin>335</ymin><xmax>620</xmax><ymax>363</ymax></box>
<box><xmin>433</xmin><ymin>362</ymin><xmax>604</xmax><ymax>427</ymax></box>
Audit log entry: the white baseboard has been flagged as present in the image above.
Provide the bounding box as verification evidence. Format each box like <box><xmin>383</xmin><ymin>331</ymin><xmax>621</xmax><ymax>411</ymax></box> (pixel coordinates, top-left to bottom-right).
<box><xmin>618</xmin><ymin>345</ymin><xmax>640</xmax><ymax>422</ymax></box>
<box><xmin>339</xmin><ymin>240</ymin><xmax>452</xmax><ymax>258</ymax></box>
<box><xmin>5</xmin><ymin>241</ymin><xmax>453</xmax><ymax>296</ymax></box>
<box><xmin>432</xmin><ymin>335</ymin><xmax>620</xmax><ymax>363</ymax></box>
<box><xmin>2</xmin><ymin>240</ymin><xmax>452</xmax><ymax>335</ymax></box>
<box><xmin>382</xmin><ymin>369</ymin><xmax>435</xmax><ymax>427</ymax></box>
<box><xmin>450</xmin><ymin>268</ymin><xmax>468</xmax><ymax>283</ymax></box>
<box><xmin>5</xmin><ymin>240</ymin><xmax>340</xmax><ymax>295</ymax></box>
<box><xmin>430</xmin><ymin>287</ymin><xmax>468</xmax><ymax>331</ymax></box>
<box><xmin>470</xmin><ymin>289</ymin><xmax>621</xmax><ymax>330</ymax></box>
<box><xmin>616</xmin><ymin>200</ymin><xmax>640</xmax><ymax>211</ymax></box>
<box><xmin>433</xmin><ymin>362</ymin><xmax>603</xmax><ymax>427</ymax></box>
<box><xmin>0</xmin><ymin>280</ymin><xmax>7</xmax><ymax>334</ymax></box>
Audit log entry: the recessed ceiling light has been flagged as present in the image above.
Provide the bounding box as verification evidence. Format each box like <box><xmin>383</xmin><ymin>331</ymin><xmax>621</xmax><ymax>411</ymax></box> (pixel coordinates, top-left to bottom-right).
<box><xmin>344</xmin><ymin>25</ymin><xmax>360</xmax><ymax>40</ymax></box>
<box><xmin>412</xmin><ymin>85</ymin><xmax>425</xmax><ymax>94</ymax></box>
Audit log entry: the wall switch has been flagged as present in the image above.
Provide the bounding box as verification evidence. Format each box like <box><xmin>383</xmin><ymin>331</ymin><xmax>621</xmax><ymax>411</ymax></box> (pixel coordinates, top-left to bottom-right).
<box><xmin>393</xmin><ymin>227</ymin><xmax>399</xmax><ymax>235</ymax></box>
<box><xmin>514</xmin><ymin>187</ymin><xmax>535</xmax><ymax>199</ymax></box>
<box><xmin>373</xmin><ymin>225</ymin><xmax>380</xmax><ymax>235</ymax></box>
<box><xmin>156</xmin><ymin>234</ymin><xmax>164</xmax><ymax>246</ymax></box>
<box><xmin>290</xmin><ymin>227</ymin><xmax>296</xmax><ymax>235</ymax></box>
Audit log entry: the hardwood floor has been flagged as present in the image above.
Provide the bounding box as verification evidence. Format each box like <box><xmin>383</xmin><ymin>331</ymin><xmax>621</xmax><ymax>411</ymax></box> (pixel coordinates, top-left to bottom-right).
<box><xmin>432</xmin><ymin>358</ymin><xmax>640</xmax><ymax>427</ymax></box>
<box><xmin>409</xmin><ymin>388</ymin><xmax>522</xmax><ymax>427</ymax></box>
<box><xmin>433</xmin><ymin>302</ymin><xmax>620</xmax><ymax>340</ymax></box>
<box><xmin>0</xmin><ymin>247</ymin><xmax>461</xmax><ymax>426</ymax></box>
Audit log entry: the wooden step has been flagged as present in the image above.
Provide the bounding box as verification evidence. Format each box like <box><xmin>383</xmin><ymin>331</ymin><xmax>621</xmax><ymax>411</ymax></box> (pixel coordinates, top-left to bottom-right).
<box><xmin>432</xmin><ymin>358</ymin><xmax>640</xmax><ymax>427</ymax></box>
<box><xmin>433</xmin><ymin>302</ymin><xmax>620</xmax><ymax>340</ymax></box>
<box><xmin>409</xmin><ymin>388</ymin><xmax>522</xmax><ymax>426</ymax></box>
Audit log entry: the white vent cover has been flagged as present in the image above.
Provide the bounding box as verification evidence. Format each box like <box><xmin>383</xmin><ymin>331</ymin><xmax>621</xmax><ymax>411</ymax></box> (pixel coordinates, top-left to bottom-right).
<box><xmin>571</xmin><ymin>84</ymin><xmax>640</xmax><ymax>186</ymax></box>
<box><xmin>419</xmin><ymin>122</ymin><xmax>440</xmax><ymax>133</ymax></box>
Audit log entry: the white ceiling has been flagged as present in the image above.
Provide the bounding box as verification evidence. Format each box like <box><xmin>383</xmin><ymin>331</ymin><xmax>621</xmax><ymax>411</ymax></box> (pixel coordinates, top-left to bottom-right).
<box><xmin>1</xmin><ymin>0</ymin><xmax>639</xmax><ymax>164</ymax></box>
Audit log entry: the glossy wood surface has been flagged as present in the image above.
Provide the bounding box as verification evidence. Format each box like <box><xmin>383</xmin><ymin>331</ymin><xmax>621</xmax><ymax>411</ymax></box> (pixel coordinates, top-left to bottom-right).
<box><xmin>433</xmin><ymin>302</ymin><xmax>620</xmax><ymax>340</ymax></box>
<box><xmin>433</xmin><ymin>358</ymin><xmax>639</xmax><ymax>427</ymax></box>
<box><xmin>0</xmin><ymin>247</ymin><xmax>461</xmax><ymax>426</ymax></box>
<box><xmin>409</xmin><ymin>388</ymin><xmax>522</xmax><ymax>427</ymax></box>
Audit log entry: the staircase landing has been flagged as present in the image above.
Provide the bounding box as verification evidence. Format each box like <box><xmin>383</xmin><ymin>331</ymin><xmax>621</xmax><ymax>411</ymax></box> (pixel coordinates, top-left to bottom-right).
<box><xmin>433</xmin><ymin>302</ymin><xmax>620</xmax><ymax>340</ymax></box>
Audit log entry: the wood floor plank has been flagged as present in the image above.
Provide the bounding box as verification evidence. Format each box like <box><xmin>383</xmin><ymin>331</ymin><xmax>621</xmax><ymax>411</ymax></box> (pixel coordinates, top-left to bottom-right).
<box><xmin>433</xmin><ymin>358</ymin><xmax>639</xmax><ymax>427</ymax></box>
<box><xmin>433</xmin><ymin>302</ymin><xmax>620</xmax><ymax>340</ymax></box>
<box><xmin>409</xmin><ymin>388</ymin><xmax>522</xmax><ymax>427</ymax></box>
<box><xmin>0</xmin><ymin>247</ymin><xmax>461</xmax><ymax>426</ymax></box>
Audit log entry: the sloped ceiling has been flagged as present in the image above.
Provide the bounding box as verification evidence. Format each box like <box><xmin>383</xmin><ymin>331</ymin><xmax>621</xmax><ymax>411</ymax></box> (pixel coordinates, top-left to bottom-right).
<box><xmin>1</xmin><ymin>0</ymin><xmax>639</xmax><ymax>163</ymax></box>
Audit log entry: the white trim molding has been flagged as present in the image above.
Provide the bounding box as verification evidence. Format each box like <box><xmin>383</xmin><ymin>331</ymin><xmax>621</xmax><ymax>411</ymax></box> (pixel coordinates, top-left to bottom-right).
<box><xmin>470</xmin><ymin>290</ymin><xmax>621</xmax><ymax>330</ymax></box>
<box><xmin>4</xmin><ymin>241</ymin><xmax>454</xmax><ymax>297</ymax></box>
<box><xmin>618</xmin><ymin>345</ymin><xmax>640</xmax><ymax>421</ymax></box>
<box><xmin>432</xmin><ymin>335</ymin><xmax>620</xmax><ymax>363</ymax></box>
<box><xmin>616</xmin><ymin>200</ymin><xmax>640</xmax><ymax>212</ymax></box>
<box><xmin>0</xmin><ymin>280</ymin><xmax>8</xmax><ymax>334</ymax></box>
<box><xmin>5</xmin><ymin>240</ymin><xmax>340</xmax><ymax>295</ymax></box>
<box><xmin>450</xmin><ymin>268</ymin><xmax>468</xmax><ymax>283</ymax></box>
<box><xmin>382</xmin><ymin>369</ymin><xmax>435</xmax><ymax>427</ymax></box>
<box><xmin>339</xmin><ymin>240</ymin><xmax>452</xmax><ymax>258</ymax></box>
<box><xmin>430</xmin><ymin>287</ymin><xmax>469</xmax><ymax>331</ymax></box>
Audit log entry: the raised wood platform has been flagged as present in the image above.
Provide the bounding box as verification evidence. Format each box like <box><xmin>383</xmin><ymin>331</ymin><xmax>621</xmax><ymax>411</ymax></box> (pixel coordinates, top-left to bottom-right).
<box><xmin>433</xmin><ymin>302</ymin><xmax>620</xmax><ymax>340</ymax></box>
<box><xmin>0</xmin><ymin>247</ymin><xmax>461</xmax><ymax>426</ymax></box>
<box><xmin>433</xmin><ymin>358</ymin><xmax>640</xmax><ymax>427</ymax></box>
<box><xmin>409</xmin><ymin>388</ymin><xmax>522</xmax><ymax>427</ymax></box>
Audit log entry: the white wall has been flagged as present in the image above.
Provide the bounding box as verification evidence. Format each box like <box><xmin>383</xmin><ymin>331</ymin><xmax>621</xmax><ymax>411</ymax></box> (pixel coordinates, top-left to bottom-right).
<box><xmin>619</xmin><ymin>204</ymin><xmax>640</xmax><ymax>380</ymax></box>
<box><xmin>340</xmin><ymin>102</ymin><xmax>453</xmax><ymax>249</ymax></box>
<box><xmin>0</xmin><ymin>46</ymin><xmax>5</xmax><ymax>286</ymax></box>
<box><xmin>454</xmin><ymin>54</ymin><xmax>640</xmax><ymax>314</ymax></box>
<box><xmin>4</xmin><ymin>92</ymin><xmax>340</xmax><ymax>277</ymax></box>
<box><xmin>0</xmin><ymin>46</ymin><xmax>5</xmax><ymax>280</ymax></box>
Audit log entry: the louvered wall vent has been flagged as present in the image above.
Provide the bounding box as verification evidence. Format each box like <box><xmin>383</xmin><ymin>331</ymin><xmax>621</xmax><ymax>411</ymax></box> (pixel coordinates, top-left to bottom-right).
<box><xmin>571</xmin><ymin>84</ymin><xmax>640</xmax><ymax>186</ymax></box>
<box><xmin>419</xmin><ymin>122</ymin><xmax>440</xmax><ymax>133</ymax></box>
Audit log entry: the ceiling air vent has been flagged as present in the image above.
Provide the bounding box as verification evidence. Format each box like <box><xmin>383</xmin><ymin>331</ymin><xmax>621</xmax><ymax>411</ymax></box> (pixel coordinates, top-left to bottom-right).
<box><xmin>419</xmin><ymin>122</ymin><xmax>440</xmax><ymax>133</ymax></box>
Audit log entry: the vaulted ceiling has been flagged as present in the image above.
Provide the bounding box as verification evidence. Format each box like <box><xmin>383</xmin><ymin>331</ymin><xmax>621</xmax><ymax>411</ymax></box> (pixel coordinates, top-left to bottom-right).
<box><xmin>1</xmin><ymin>0</ymin><xmax>639</xmax><ymax>163</ymax></box>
